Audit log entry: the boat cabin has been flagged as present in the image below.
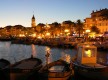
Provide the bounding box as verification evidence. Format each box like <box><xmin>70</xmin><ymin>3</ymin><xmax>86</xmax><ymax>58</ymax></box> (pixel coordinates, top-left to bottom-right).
<box><xmin>77</xmin><ymin>43</ymin><xmax>97</xmax><ymax>64</ymax></box>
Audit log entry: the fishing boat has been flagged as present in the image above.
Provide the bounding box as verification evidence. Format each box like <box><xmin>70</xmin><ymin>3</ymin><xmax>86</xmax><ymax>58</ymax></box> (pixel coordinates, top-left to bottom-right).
<box><xmin>0</xmin><ymin>58</ymin><xmax>10</xmax><ymax>69</ymax></box>
<box><xmin>39</xmin><ymin>59</ymin><xmax>72</xmax><ymax>80</ymax></box>
<box><xmin>0</xmin><ymin>58</ymin><xmax>10</xmax><ymax>80</ymax></box>
<box><xmin>5</xmin><ymin>56</ymin><xmax>42</xmax><ymax>80</ymax></box>
<box><xmin>72</xmin><ymin>42</ymin><xmax>108</xmax><ymax>79</ymax></box>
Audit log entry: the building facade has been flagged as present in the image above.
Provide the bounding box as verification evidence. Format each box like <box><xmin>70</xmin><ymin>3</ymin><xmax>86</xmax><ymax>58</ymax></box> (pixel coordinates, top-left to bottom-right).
<box><xmin>84</xmin><ymin>8</ymin><xmax>108</xmax><ymax>33</ymax></box>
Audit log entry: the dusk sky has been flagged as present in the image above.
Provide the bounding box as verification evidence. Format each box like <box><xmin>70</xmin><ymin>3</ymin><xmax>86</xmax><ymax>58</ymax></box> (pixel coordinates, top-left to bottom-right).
<box><xmin>0</xmin><ymin>0</ymin><xmax>108</xmax><ymax>27</ymax></box>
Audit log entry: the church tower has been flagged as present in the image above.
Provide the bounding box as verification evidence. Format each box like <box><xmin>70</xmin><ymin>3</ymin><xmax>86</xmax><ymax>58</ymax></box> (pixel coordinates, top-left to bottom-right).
<box><xmin>31</xmin><ymin>15</ymin><xmax>36</xmax><ymax>27</ymax></box>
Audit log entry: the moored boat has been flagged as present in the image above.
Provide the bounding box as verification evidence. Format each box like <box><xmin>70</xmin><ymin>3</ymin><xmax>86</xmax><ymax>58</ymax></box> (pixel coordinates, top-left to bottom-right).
<box><xmin>5</xmin><ymin>56</ymin><xmax>42</xmax><ymax>80</ymax></box>
<box><xmin>72</xmin><ymin>42</ymin><xmax>108</xmax><ymax>79</ymax></box>
<box><xmin>38</xmin><ymin>59</ymin><xmax>72</xmax><ymax>80</ymax></box>
<box><xmin>0</xmin><ymin>58</ymin><xmax>10</xmax><ymax>80</ymax></box>
<box><xmin>0</xmin><ymin>58</ymin><xmax>10</xmax><ymax>69</ymax></box>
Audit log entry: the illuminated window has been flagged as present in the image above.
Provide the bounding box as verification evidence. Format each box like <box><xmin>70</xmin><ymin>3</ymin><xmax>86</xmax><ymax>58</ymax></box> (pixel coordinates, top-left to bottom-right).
<box><xmin>83</xmin><ymin>48</ymin><xmax>96</xmax><ymax>57</ymax></box>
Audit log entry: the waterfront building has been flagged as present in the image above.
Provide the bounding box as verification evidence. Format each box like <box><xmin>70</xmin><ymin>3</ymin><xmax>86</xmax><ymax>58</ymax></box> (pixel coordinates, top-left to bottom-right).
<box><xmin>84</xmin><ymin>8</ymin><xmax>108</xmax><ymax>33</ymax></box>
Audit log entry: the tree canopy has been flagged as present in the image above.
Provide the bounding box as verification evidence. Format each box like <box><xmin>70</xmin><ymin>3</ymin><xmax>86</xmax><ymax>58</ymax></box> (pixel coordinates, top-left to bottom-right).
<box><xmin>90</xmin><ymin>26</ymin><xmax>100</xmax><ymax>33</ymax></box>
<box><xmin>75</xmin><ymin>19</ymin><xmax>84</xmax><ymax>37</ymax></box>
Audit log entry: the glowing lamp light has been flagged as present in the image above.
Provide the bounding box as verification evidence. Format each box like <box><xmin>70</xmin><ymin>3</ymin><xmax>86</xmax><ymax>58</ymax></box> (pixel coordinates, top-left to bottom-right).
<box><xmin>64</xmin><ymin>29</ymin><xmax>69</xmax><ymax>33</ymax></box>
<box><xmin>19</xmin><ymin>34</ymin><xmax>25</xmax><ymax>37</ymax></box>
<box><xmin>32</xmin><ymin>33</ymin><xmax>36</xmax><ymax>37</ymax></box>
<box><xmin>37</xmin><ymin>36</ymin><xmax>42</xmax><ymax>39</ymax></box>
<box><xmin>67</xmin><ymin>33</ymin><xmax>70</xmax><ymax>35</ymax></box>
<box><xmin>60</xmin><ymin>33</ymin><xmax>62</xmax><ymax>34</ymax></box>
<box><xmin>85</xmin><ymin>50</ymin><xmax>91</xmax><ymax>57</ymax></box>
<box><xmin>89</xmin><ymin>32</ymin><xmax>96</xmax><ymax>38</ymax></box>
<box><xmin>86</xmin><ymin>29</ymin><xmax>90</xmax><ymax>33</ymax></box>
<box><xmin>46</xmin><ymin>32</ymin><xmax>50</xmax><ymax>36</ymax></box>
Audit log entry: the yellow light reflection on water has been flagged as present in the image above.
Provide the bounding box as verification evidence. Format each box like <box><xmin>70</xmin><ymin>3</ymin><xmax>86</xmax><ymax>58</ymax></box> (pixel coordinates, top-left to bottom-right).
<box><xmin>65</xmin><ymin>54</ymin><xmax>71</xmax><ymax>63</ymax></box>
<box><xmin>45</xmin><ymin>46</ymin><xmax>52</xmax><ymax>64</ymax></box>
<box><xmin>61</xmin><ymin>52</ymin><xmax>71</xmax><ymax>63</ymax></box>
<box><xmin>31</xmin><ymin>44</ymin><xmax>36</xmax><ymax>57</ymax></box>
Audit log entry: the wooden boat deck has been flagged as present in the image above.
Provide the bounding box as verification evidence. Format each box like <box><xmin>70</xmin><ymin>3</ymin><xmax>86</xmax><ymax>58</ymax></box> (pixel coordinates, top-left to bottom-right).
<box><xmin>14</xmin><ymin>60</ymin><xmax>38</xmax><ymax>69</ymax></box>
<box><xmin>49</xmin><ymin>65</ymin><xmax>65</xmax><ymax>72</ymax></box>
<box><xmin>39</xmin><ymin>59</ymin><xmax>72</xmax><ymax>80</ymax></box>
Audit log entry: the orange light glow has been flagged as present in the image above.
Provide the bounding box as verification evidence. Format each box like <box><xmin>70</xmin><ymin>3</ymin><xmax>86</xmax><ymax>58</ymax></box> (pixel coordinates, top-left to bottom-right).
<box><xmin>45</xmin><ymin>46</ymin><xmax>51</xmax><ymax>64</ymax></box>
<box><xmin>37</xmin><ymin>36</ymin><xmax>42</xmax><ymax>39</ymax></box>
<box><xmin>32</xmin><ymin>33</ymin><xmax>36</xmax><ymax>37</ymax></box>
<box><xmin>85</xmin><ymin>50</ymin><xmax>91</xmax><ymax>57</ymax></box>
<box><xmin>31</xmin><ymin>44</ymin><xmax>36</xmax><ymax>57</ymax></box>
<box><xmin>19</xmin><ymin>34</ymin><xmax>25</xmax><ymax>37</ymax></box>
<box><xmin>64</xmin><ymin>29</ymin><xmax>69</xmax><ymax>33</ymax></box>
<box><xmin>85</xmin><ymin>29</ymin><xmax>90</xmax><ymax>33</ymax></box>
<box><xmin>46</xmin><ymin>32</ymin><xmax>50</xmax><ymax>36</ymax></box>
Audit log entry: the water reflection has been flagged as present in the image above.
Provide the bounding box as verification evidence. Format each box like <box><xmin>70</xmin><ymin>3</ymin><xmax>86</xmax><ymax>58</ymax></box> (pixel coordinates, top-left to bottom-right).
<box><xmin>61</xmin><ymin>52</ymin><xmax>71</xmax><ymax>63</ymax></box>
<box><xmin>0</xmin><ymin>41</ymin><xmax>11</xmax><ymax>60</ymax></box>
<box><xmin>31</xmin><ymin>44</ymin><xmax>37</xmax><ymax>57</ymax></box>
<box><xmin>45</xmin><ymin>46</ymin><xmax>51</xmax><ymax>64</ymax></box>
<box><xmin>0</xmin><ymin>41</ymin><xmax>108</xmax><ymax>65</ymax></box>
<box><xmin>0</xmin><ymin>41</ymin><xmax>78</xmax><ymax>65</ymax></box>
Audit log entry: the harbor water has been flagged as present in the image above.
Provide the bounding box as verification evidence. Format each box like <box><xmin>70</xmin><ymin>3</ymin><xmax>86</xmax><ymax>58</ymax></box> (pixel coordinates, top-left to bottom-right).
<box><xmin>0</xmin><ymin>41</ymin><xmax>108</xmax><ymax>80</ymax></box>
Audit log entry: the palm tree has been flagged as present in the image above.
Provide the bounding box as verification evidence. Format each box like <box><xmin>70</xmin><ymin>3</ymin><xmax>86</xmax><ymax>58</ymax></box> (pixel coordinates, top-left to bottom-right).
<box><xmin>90</xmin><ymin>26</ymin><xmax>100</xmax><ymax>33</ymax></box>
<box><xmin>75</xmin><ymin>19</ymin><xmax>84</xmax><ymax>37</ymax></box>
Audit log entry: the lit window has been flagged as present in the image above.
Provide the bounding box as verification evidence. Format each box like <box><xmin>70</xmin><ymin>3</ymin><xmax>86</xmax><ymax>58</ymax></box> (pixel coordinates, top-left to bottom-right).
<box><xmin>83</xmin><ymin>48</ymin><xmax>95</xmax><ymax>57</ymax></box>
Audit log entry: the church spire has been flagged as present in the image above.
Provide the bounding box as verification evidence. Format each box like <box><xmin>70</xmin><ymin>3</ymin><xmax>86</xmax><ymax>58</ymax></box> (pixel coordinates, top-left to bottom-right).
<box><xmin>32</xmin><ymin>14</ymin><xmax>35</xmax><ymax>19</ymax></box>
<box><xmin>31</xmin><ymin>14</ymin><xmax>36</xmax><ymax>27</ymax></box>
